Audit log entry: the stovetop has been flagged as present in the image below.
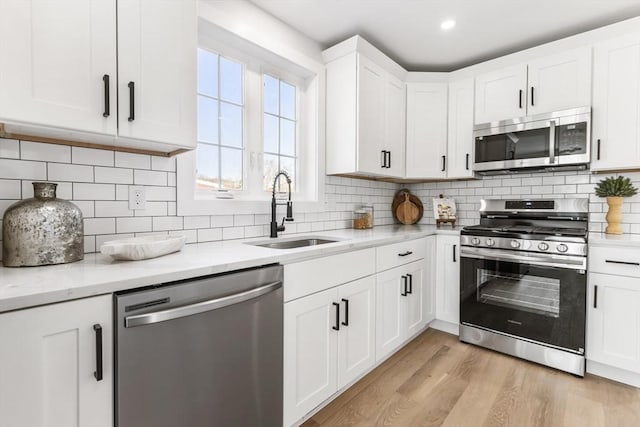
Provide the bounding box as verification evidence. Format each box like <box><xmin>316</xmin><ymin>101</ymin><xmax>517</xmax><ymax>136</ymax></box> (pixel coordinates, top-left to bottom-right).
<box><xmin>461</xmin><ymin>225</ymin><xmax>587</xmax><ymax>239</ymax></box>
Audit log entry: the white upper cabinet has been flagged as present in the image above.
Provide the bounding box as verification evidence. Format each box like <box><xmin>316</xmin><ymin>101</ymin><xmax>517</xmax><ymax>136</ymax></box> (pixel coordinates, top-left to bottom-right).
<box><xmin>117</xmin><ymin>0</ymin><xmax>197</xmax><ymax>150</ymax></box>
<box><xmin>526</xmin><ymin>46</ymin><xmax>592</xmax><ymax>115</ymax></box>
<box><xmin>325</xmin><ymin>37</ymin><xmax>406</xmax><ymax>178</ymax></box>
<box><xmin>591</xmin><ymin>33</ymin><xmax>640</xmax><ymax>171</ymax></box>
<box><xmin>0</xmin><ymin>0</ymin><xmax>117</xmax><ymax>135</ymax></box>
<box><xmin>474</xmin><ymin>47</ymin><xmax>592</xmax><ymax>124</ymax></box>
<box><xmin>0</xmin><ymin>0</ymin><xmax>196</xmax><ymax>154</ymax></box>
<box><xmin>447</xmin><ymin>78</ymin><xmax>475</xmax><ymax>179</ymax></box>
<box><xmin>474</xmin><ymin>64</ymin><xmax>527</xmax><ymax>124</ymax></box>
<box><xmin>405</xmin><ymin>82</ymin><xmax>448</xmax><ymax>179</ymax></box>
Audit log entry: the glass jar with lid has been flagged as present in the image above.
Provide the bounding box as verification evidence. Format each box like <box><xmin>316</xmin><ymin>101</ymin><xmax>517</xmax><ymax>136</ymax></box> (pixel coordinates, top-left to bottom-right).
<box><xmin>353</xmin><ymin>204</ymin><xmax>374</xmax><ymax>229</ymax></box>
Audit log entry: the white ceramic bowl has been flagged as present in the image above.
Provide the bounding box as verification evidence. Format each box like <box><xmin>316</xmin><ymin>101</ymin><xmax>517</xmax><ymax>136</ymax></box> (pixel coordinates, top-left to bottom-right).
<box><xmin>100</xmin><ymin>235</ymin><xmax>187</xmax><ymax>261</ymax></box>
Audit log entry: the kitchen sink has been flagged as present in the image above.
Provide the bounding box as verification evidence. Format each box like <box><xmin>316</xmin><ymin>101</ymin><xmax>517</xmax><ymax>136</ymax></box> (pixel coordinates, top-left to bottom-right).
<box><xmin>248</xmin><ymin>237</ymin><xmax>340</xmax><ymax>249</ymax></box>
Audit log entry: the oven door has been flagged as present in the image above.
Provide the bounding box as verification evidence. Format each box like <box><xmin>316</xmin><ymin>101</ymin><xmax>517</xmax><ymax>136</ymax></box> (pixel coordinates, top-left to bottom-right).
<box><xmin>460</xmin><ymin>246</ymin><xmax>586</xmax><ymax>353</ymax></box>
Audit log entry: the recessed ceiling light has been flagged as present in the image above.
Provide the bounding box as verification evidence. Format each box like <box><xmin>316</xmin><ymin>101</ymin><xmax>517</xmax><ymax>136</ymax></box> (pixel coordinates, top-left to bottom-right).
<box><xmin>440</xmin><ymin>19</ymin><xmax>456</xmax><ymax>30</ymax></box>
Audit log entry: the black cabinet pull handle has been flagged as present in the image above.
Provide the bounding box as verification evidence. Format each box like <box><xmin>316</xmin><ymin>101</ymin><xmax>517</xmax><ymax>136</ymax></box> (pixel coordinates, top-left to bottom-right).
<box><xmin>453</xmin><ymin>244</ymin><xmax>457</xmax><ymax>262</ymax></box>
<box><xmin>441</xmin><ymin>155</ymin><xmax>446</xmax><ymax>172</ymax></box>
<box><xmin>332</xmin><ymin>302</ymin><xmax>340</xmax><ymax>331</ymax></box>
<box><xmin>386</xmin><ymin>151</ymin><xmax>391</xmax><ymax>169</ymax></box>
<box><xmin>401</xmin><ymin>275</ymin><xmax>408</xmax><ymax>296</ymax></box>
<box><xmin>381</xmin><ymin>150</ymin><xmax>388</xmax><ymax>168</ymax></box>
<box><xmin>128</xmin><ymin>81</ymin><xmax>135</xmax><ymax>122</ymax></box>
<box><xmin>406</xmin><ymin>273</ymin><xmax>413</xmax><ymax>294</ymax></box>
<box><xmin>531</xmin><ymin>87</ymin><xmax>535</xmax><ymax>106</ymax></box>
<box><xmin>465</xmin><ymin>153</ymin><xmax>470</xmax><ymax>170</ymax></box>
<box><xmin>398</xmin><ymin>251</ymin><xmax>413</xmax><ymax>257</ymax></box>
<box><xmin>597</xmin><ymin>139</ymin><xmax>601</xmax><ymax>160</ymax></box>
<box><xmin>93</xmin><ymin>324</ymin><xmax>103</xmax><ymax>381</ymax></box>
<box><xmin>341</xmin><ymin>298</ymin><xmax>349</xmax><ymax>326</ymax></box>
<box><xmin>102</xmin><ymin>75</ymin><xmax>110</xmax><ymax>118</ymax></box>
<box><xmin>605</xmin><ymin>259</ymin><xmax>640</xmax><ymax>266</ymax></box>
<box><xmin>519</xmin><ymin>89</ymin><xmax>523</xmax><ymax>109</ymax></box>
<box><xmin>593</xmin><ymin>285</ymin><xmax>598</xmax><ymax>309</ymax></box>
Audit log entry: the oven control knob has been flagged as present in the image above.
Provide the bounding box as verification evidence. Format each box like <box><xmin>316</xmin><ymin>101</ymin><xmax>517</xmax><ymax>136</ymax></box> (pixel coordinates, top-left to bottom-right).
<box><xmin>486</xmin><ymin>239</ymin><xmax>495</xmax><ymax>247</ymax></box>
<box><xmin>510</xmin><ymin>240</ymin><xmax>521</xmax><ymax>249</ymax></box>
<box><xmin>557</xmin><ymin>244</ymin><xmax>569</xmax><ymax>253</ymax></box>
<box><xmin>538</xmin><ymin>242</ymin><xmax>549</xmax><ymax>251</ymax></box>
<box><xmin>471</xmin><ymin>238</ymin><xmax>480</xmax><ymax>246</ymax></box>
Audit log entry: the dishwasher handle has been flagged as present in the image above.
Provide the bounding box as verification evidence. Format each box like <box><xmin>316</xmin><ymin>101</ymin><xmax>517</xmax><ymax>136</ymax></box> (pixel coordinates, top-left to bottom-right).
<box><xmin>124</xmin><ymin>280</ymin><xmax>282</xmax><ymax>328</ymax></box>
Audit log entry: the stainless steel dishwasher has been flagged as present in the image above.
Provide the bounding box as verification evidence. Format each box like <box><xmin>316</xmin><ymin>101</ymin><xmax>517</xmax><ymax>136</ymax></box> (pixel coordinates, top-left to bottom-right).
<box><xmin>115</xmin><ymin>264</ymin><xmax>283</xmax><ymax>427</ymax></box>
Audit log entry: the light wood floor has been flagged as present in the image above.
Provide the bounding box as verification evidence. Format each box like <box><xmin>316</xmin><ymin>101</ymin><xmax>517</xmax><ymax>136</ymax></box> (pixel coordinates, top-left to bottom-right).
<box><xmin>302</xmin><ymin>329</ymin><xmax>640</xmax><ymax>427</ymax></box>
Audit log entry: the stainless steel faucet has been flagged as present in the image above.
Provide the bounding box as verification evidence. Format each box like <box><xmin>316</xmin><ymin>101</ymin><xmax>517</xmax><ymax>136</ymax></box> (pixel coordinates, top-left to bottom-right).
<box><xmin>270</xmin><ymin>171</ymin><xmax>294</xmax><ymax>238</ymax></box>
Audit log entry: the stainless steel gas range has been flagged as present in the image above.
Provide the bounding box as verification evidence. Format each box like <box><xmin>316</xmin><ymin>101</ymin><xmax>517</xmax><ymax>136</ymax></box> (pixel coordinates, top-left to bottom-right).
<box><xmin>459</xmin><ymin>198</ymin><xmax>588</xmax><ymax>376</ymax></box>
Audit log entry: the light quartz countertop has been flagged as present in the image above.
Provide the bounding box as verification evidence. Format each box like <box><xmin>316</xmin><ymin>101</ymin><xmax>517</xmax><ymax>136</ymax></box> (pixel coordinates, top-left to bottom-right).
<box><xmin>0</xmin><ymin>225</ymin><xmax>460</xmax><ymax>313</ymax></box>
<box><xmin>589</xmin><ymin>232</ymin><xmax>640</xmax><ymax>248</ymax></box>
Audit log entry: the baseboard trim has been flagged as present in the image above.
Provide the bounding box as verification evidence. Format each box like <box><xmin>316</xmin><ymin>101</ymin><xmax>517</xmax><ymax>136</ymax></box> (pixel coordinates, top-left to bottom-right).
<box><xmin>587</xmin><ymin>360</ymin><xmax>640</xmax><ymax>388</ymax></box>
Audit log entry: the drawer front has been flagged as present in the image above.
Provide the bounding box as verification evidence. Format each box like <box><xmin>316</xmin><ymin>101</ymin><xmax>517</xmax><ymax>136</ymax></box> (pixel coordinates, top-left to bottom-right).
<box><xmin>376</xmin><ymin>238</ymin><xmax>427</xmax><ymax>272</ymax></box>
<box><xmin>589</xmin><ymin>246</ymin><xmax>640</xmax><ymax>278</ymax></box>
<box><xmin>284</xmin><ymin>248</ymin><xmax>376</xmax><ymax>302</ymax></box>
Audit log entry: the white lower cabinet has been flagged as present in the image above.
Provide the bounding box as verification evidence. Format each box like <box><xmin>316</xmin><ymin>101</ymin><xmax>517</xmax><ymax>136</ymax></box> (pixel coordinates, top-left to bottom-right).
<box><xmin>375</xmin><ymin>260</ymin><xmax>427</xmax><ymax>361</ymax></box>
<box><xmin>0</xmin><ymin>295</ymin><xmax>112</xmax><ymax>427</ymax></box>
<box><xmin>283</xmin><ymin>276</ymin><xmax>375</xmax><ymax>427</ymax></box>
<box><xmin>435</xmin><ymin>235</ymin><xmax>460</xmax><ymax>326</ymax></box>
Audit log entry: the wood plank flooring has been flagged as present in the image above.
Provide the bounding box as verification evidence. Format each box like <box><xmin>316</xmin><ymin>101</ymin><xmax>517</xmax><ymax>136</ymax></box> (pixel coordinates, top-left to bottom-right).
<box><xmin>301</xmin><ymin>329</ymin><xmax>640</xmax><ymax>427</ymax></box>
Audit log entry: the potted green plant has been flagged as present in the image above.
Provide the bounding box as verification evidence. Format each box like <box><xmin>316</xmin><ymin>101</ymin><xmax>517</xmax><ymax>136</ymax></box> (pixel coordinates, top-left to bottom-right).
<box><xmin>595</xmin><ymin>176</ymin><xmax>638</xmax><ymax>234</ymax></box>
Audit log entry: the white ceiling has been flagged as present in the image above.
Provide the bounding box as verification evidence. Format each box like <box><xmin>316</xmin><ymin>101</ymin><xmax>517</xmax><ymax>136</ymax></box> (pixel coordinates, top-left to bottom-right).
<box><xmin>248</xmin><ymin>0</ymin><xmax>640</xmax><ymax>71</ymax></box>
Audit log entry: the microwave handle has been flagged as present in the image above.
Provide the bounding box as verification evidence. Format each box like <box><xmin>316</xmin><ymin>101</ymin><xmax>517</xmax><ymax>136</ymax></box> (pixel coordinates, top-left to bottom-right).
<box><xmin>548</xmin><ymin>120</ymin><xmax>556</xmax><ymax>164</ymax></box>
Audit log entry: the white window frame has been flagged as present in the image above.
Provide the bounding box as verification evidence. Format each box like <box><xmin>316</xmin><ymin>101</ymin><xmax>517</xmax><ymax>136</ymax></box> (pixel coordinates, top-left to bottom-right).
<box><xmin>177</xmin><ymin>23</ymin><xmax>325</xmax><ymax>216</ymax></box>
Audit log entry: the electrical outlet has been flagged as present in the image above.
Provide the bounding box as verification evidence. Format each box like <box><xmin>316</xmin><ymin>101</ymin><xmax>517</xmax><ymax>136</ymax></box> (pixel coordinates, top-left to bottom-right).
<box><xmin>129</xmin><ymin>186</ymin><xmax>146</xmax><ymax>210</ymax></box>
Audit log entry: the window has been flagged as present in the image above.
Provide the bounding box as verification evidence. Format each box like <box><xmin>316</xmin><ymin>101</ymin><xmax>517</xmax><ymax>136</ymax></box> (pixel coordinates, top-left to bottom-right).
<box><xmin>177</xmin><ymin>22</ymin><xmax>324</xmax><ymax>216</ymax></box>
<box><xmin>196</xmin><ymin>48</ymin><xmax>244</xmax><ymax>191</ymax></box>
<box><xmin>263</xmin><ymin>75</ymin><xmax>297</xmax><ymax>193</ymax></box>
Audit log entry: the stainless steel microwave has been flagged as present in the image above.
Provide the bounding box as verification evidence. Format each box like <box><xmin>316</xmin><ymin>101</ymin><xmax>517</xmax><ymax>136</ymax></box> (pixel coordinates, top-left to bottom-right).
<box><xmin>473</xmin><ymin>107</ymin><xmax>591</xmax><ymax>173</ymax></box>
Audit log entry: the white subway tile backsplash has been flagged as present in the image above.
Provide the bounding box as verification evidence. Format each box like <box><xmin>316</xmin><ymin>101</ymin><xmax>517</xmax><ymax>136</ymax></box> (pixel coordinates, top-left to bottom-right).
<box><xmin>210</xmin><ymin>215</ymin><xmax>234</xmax><ymax>227</ymax></box>
<box><xmin>146</xmin><ymin>186</ymin><xmax>175</xmax><ymax>201</ymax></box>
<box><xmin>169</xmin><ymin>229</ymin><xmax>197</xmax><ymax>244</ymax></box>
<box><xmin>0</xmin><ymin>159</ymin><xmax>47</xmax><ymax>180</ymax></box>
<box><xmin>84</xmin><ymin>236</ymin><xmax>96</xmax><ymax>253</ymax></box>
<box><xmin>134</xmin><ymin>169</ymin><xmax>167</xmax><ymax>186</ymax></box>
<box><xmin>84</xmin><ymin>218</ymin><xmax>116</xmax><ymax>235</ymax></box>
<box><xmin>73</xmin><ymin>201</ymin><xmax>95</xmax><ymax>218</ymax></box>
<box><xmin>0</xmin><ymin>200</ymin><xmax>18</xmax><ymax>217</ymax></box>
<box><xmin>222</xmin><ymin>226</ymin><xmax>245</xmax><ymax>240</ymax></box>
<box><xmin>168</xmin><ymin>202</ymin><xmax>177</xmax><ymax>216</ymax></box>
<box><xmin>167</xmin><ymin>172</ymin><xmax>176</xmax><ymax>186</ymax></box>
<box><xmin>72</xmin><ymin>147</ymin><xmax>114</xmax><ymax>167</ymax></box>
<box><xmin>116</xmin><ymin>217</ymin><xmax>152</xmax><ymax>233</ymax></box>
<box><xmin>96</xmin><ymin>234</ymin><xmax>134</xmax><ymax>250</ymax></box>
<box><xmin>48</xmin><ymin>163</ymin><xmax>93</xmax><ymax>182</ymax></box>
<box><xmin>198</xmin><ymin>228</ymin><xmax>222</xmax><ymax>243</ymax></box>
<box><xmin>95</xmin><ymin>167</ymin><xmax>133</xmax><ymax>184</ymax></box>
<box><xmin>153</xmin><ymin>216</ymin><xmax>183</xmax><ymax>231</ymax></box>
<box><xmin>234</xmin><ymin>214</ymin><xmax>254</xmax><ymax>226</ymax></box>
<box><xmin>0</xmin><ymin>139</ymin><xmax>19</xmax><ymax>159</ymax></box>
<box><xmin>20</xmin><ymin>141</ymin><xmax>70</xmax><ymax>163</ymax></box>
<box><xmin>74</xmin><ymin>183</ymin><xmax>115</xmax><ymax>200</ymax></box>
<box><xmin>115</xmin><ymin>152</ymin><xmax>150</xmax><ymax>170</ymax></box>
<box><xmin>116</xmin><ymin>185</ymin><xmax>129</xmax><ymax>201</ymax></box>
<box><xmin>151</xmin><ymin>156</ymin><xmax>177</xmax><ymax>172</ymax></box>
<box><xmin>184</xmin><ymin>216</ymin><xmax>210</xmax><ymax>229</ymax></box>
<box><xmin>134</xmin><ymin>202</ymin><xmax>168</xmax><ymax>217</ymax></box>
<box><xmin>0</xmin><ymin>180</ymin><xmax>21</xmax><ymax>199</ymax></box>
<box><xmin>95</xmin><ymin>201</ymin><xmax>133</xmax><ymax>218</ymax></box>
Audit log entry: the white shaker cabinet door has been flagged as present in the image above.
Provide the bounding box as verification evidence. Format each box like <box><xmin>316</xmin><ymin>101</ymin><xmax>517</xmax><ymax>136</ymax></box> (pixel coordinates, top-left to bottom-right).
<box><xmin>405</xmin><ymin>82</ymin><xmax>448</xmax><ymax>179</ymax></box>
<box><xmin>337</xmin><ymin>276</ymin><xmax>376</xmax><ymax>388</ymax></box>
<box><xmin>0</xmin><ymin>295</ymin><xmax>113</xmax><ymax>427</ymax></box>
<box><xmin>436</xmin><ymin>235</ymin><xmax>460</xmax><ymax>326</ymax></box>
<box><xmin>0</xmin><ymin>0</ymin><xmax>117</xmax><ymax>135</ymax></box>
<box><xmin>474</xmin><ymin>64</ymin><xmax>527</xmax><ymax>124</ymax></box>
<box><xmin>447</xmin><ymin>78</ymin><xmax>475</xmax><ymax>179</ymax></box>
<box><xmin>117</xmin><ymin>0</ymin><xmax>197</xmax><ymax>149</ymax></box>
<box><xmin>384</xmin><ymin>75</ymin><xmax>406</xmax><ymax>177</ymax></box>
<box><xmin>526</xmin><ymin>46</ymin><xmax>592</xmax><ymax>116</ymax></box>
<box><xmin>591</xmin><ymin>33</ymin><xmax>640</xmax><ymax>171</ymax></box>
<box><xmin>283</xmin><ymin>288</ymin><xmax>339</xmax><ymax>427</ymax></box>
<box><xmin>587</xmin><ymin>273</ymin><xmax>640</xmax><ymax>374</ymax></box>
<box><xmin>405</xmin><ymin>261</ymin><xmax>426</xmax><ymax>337</ymax></box>
<box><xmin>356</xmin><ymin>54</ymin><xmax>387</xmax><ymax>175</ymax></box>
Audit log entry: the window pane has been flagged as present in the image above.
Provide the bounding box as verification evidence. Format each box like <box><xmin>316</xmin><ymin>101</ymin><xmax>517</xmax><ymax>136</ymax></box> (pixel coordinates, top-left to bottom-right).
<box><xmin>220</xmin><ymin>102</ymin><xmax>242</xmax><ymax>148</ymax></box>
<box><xmin>263</xmin><ymin>114</ymin><xmax>279</xmax><ymax>154</ymax></box>
<box><xmin>220</xmin><ymin>57</ymin><xmax>243</xmax><ymax>104</ymax></box>
<box><xmin>280</xmin><ymin>118</ymin><xmax>295</xmax><ymax>157</ymax></box>
<box><xmin>221</xmin><ymin>147</ymin><xmax>243</xmax><ymax>190</ymax></box>
<box><xmin>196</xmin><ymin>143</ymin><xmax>219</xmax><ymax>190</ymax></box>
<box><xmin>280</xmin><ymin>81</ymin><xmax>296</xmax><ymax>120</ymax></box>
<box><xmin>197</xmin><ymin>48</ymin><xmax>218</xmax><ymax>98</ymax></box>
<box><xmin>197</xmin><ymin>96</ymin><xmax>218</xmax><ymax>144</ymax></box>
<box><xmin>263</xmin><ymin>153</ymin><xmax>279</xmax><ymax>192</ymax></box>
<box><xmin>279</xmin><ymin>156</ymin><xmax>296</xmax><ymax>192</ymax></box>
<box><xmin>264</xmin><ymin>75</ymin><xmax>279</xmax><ymax>115</ymax></box>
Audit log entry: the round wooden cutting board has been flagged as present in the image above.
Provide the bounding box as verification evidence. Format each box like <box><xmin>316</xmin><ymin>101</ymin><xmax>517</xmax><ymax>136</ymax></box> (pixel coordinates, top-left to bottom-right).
<box><xmin>392</xmin><ymin>189</ymin><xmax>423</xmax><ymax>224</ymax></box>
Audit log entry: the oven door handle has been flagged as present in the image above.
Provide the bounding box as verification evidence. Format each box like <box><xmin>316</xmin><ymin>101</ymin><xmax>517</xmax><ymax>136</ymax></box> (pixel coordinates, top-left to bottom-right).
<box><xmin>461</xmin><ymin>247</ymin><xmax>586</xmax><ymax>270</ymax></box>
<box><xmin>124</xmin><ymin>281</ymin><xmax>282</xmax><ymax>328</ymax></box>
